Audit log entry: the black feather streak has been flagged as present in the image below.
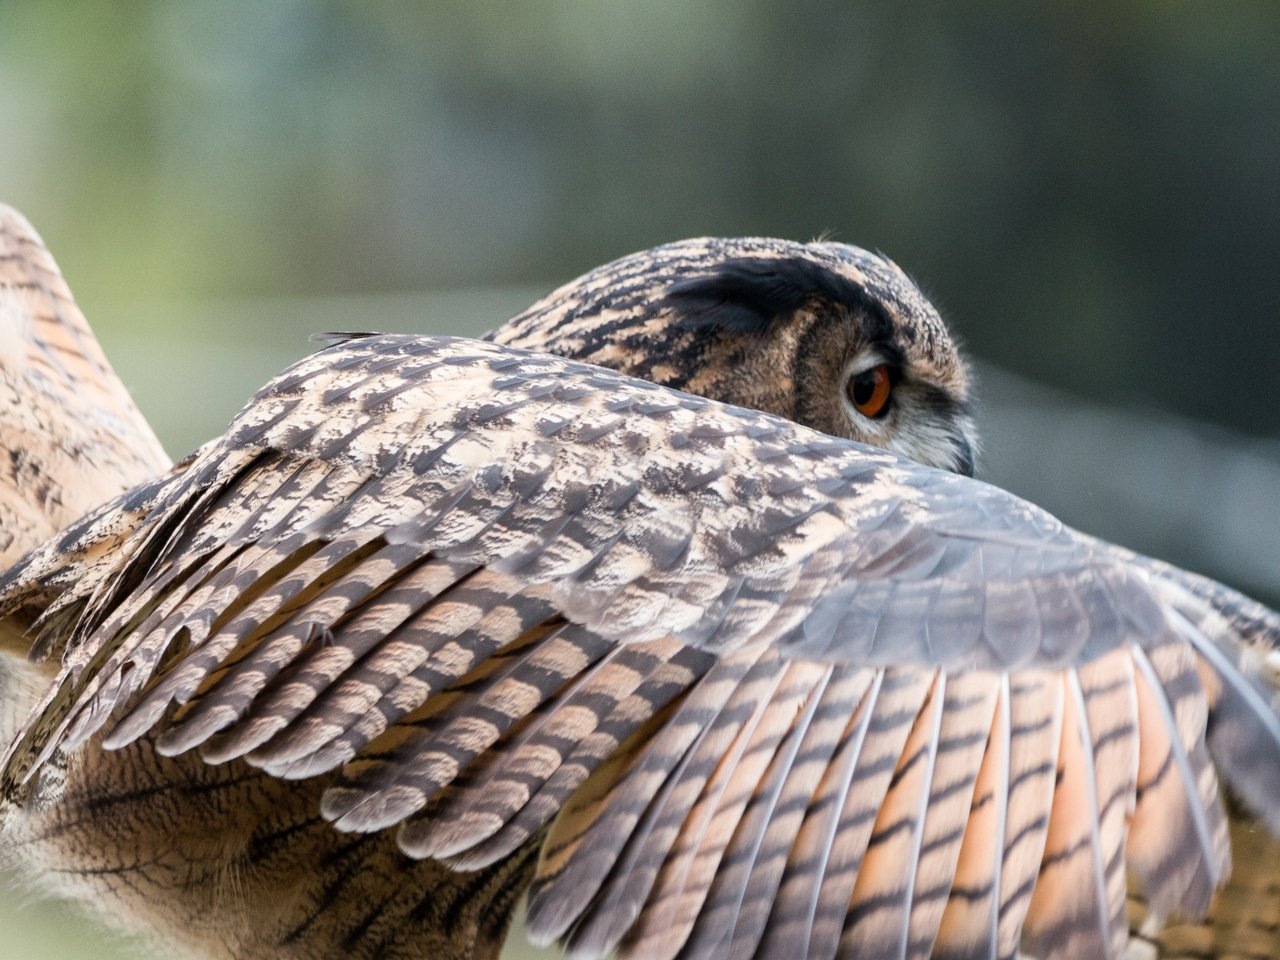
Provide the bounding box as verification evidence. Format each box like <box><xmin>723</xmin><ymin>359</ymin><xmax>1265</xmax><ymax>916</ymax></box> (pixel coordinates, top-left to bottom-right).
<box><xmin>665</xmin><ymin>256</ymin><xmax>893</xmax><ymax>336</ymax></box>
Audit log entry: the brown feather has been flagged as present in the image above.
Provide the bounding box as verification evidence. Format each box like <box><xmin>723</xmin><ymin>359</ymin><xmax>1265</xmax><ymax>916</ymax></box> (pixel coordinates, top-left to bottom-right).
<box><xmin>932</xmin><ymin>674</ymin><xmax>1010</xmax><ymax>960</ymax></box>
<box><xmin>3</xmin><ymin>225</ymin><xmax>1280</xmax><ymax>960</ymax></box>
<box><xmin>0</xmin><ymin>205</ymin><xmax>168</xmax><ymax>573</ymax></box>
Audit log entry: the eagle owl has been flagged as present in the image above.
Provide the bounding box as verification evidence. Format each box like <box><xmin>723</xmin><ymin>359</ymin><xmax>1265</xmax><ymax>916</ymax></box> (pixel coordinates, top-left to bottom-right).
<box><xmin>0</xmin><ymin>205</ymin><xmax>1277</xmax><ymax>960</ymax></box>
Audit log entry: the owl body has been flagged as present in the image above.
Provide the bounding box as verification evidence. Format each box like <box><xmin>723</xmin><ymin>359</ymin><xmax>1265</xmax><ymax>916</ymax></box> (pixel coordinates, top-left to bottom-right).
<box><xmin>0</xmin><ymin>206</ymin><xmax>1278</xmax><ymax>960</ymax></box>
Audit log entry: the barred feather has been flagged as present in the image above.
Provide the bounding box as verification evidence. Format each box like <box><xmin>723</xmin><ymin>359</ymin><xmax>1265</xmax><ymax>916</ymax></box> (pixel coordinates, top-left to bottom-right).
<box><xmin>2</xmin><ymin>238</ymin><xmax>1280</xmax><ymax>960</ymax></box>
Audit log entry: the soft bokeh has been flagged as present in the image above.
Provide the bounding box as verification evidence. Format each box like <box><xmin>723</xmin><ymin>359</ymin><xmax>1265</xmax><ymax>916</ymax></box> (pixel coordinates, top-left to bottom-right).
<box><xmin>1</xmin><ymin>2</ymin><xmax>1278</xmax><ymax>957</ymax></box>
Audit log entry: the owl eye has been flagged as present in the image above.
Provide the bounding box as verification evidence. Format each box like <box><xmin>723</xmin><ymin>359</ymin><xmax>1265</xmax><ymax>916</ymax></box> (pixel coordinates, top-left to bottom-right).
<box><xmin>847</xmin><ymin>365</ymin><xmax>892</xmax><ymax>419</ymax></box>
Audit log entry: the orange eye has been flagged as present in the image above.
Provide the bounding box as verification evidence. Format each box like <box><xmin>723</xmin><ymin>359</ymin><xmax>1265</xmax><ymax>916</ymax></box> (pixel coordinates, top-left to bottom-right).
<box><xmin>847</xmin><ymin>365</ymin><xmax>892</xmax><ymax>418</ymax></box>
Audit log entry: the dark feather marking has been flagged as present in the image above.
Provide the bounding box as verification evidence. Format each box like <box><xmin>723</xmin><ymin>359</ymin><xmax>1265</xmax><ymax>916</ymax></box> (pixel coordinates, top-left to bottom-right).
<box><xmin>664</xmin><ymin>256</ymin><xmax>893</xmax><ymax>338</ymax></box>
<box><xmin>452</xmin><ymin>644</ymin><xmax>715</xmax><ymax>868</ymax></box>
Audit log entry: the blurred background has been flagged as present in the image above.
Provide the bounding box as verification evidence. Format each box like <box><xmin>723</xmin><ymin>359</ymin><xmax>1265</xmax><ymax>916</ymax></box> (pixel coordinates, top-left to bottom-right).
<box><xmin>1</xmin><ymin>1</ymin><xmax>1278</xmax><ymax>957</ymax></box>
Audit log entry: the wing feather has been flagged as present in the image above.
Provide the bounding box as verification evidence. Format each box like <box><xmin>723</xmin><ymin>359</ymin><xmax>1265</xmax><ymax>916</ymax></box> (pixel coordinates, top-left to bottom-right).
<box><xmin>0</xmin><ymin>204</ymin><xmax>169</xmax><ymax>571</ymax></box>
<box><xmin>839</xmin><ymin>670</ymin><xmax>947</xmax><ymax>956</ymax></box>
<box><xmin>995</xmin><ymin>671</ymin><xmax>1063</xmax><ymax>958</ymax></box>
<box><xmin>904</xmin><ymin>672</ymin><xmax>1002</xmax><ymax>956</ymax></box>
<box><xmin>1128</xmin><ymin>637</ymin><xmax>1228</xmax><ymax>918</ymax></box>
<box><xmin>620</xmin><ymin>660</ymin><xmax>830</xmax><ymax>960</ymax></box>
<box><xmin>4</xmin><ymin>334</ymin><xmax>1280</xmax><ymax>959</ymax></box>
<box><xmin>561</xmin><ymin>651</ymin><xmax>789</xmax><ymax>957</ymax></box>
<box><xmin>247</xmin><ymin>570</ymin><xmax>552</xmax><ymax>778</ymax></box>
<box><xmin>407</xmin><ymin>638</ymin><xmax>708</xmax><ymax>866</ymax></box>
<box><xmin>524</xmin><ymin>650</ymin><xmax>764</xmax><ymax>943</ymax></box>
<box><xmin>681</xmin><ymin>664</ymin><xmax>849</xmax><ymax>958</ymax></box>
<box><xmin>754</xmin><ymin>668</ymin><xmax>883</xmax><ymax>956</ymax></box>
<box><xmin>931</xmin><ymin>674</ymin><xmax>1010</xmax><ymax>960</ymax></box>
<box><xmin>110</xmin><ymin>530</ymin><xmax>405</xmax><ymax>750</ymax></box>
<box><xmin>320</xmin><ymin>620</ymin><xmax>611</xmax><ymax>828</ymax></box>
<box><xmin>1022</xmin><ymin>668</ymin><xmax>1121</xmax><ymax>959</ymax></box>
<box><xmin>790</xmin><ymin>668</ymin><xmax>935</xmax><ymax>960</ymax></box>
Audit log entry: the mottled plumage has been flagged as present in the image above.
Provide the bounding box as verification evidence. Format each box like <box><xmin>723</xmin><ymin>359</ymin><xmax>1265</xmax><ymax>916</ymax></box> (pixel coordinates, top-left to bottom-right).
<box><xmin>1</xmin><ymin>213</ymin><xmax>1279</xmax><ymax>960</ymax></box>
<box><xmin>493</xmin><ymin>237</ymin><xmax>976</xmax><ymax>476</ymax></box>
<box><xmin>0</xmin><ymin>208</ymin><xmax>535</xmax><ymax>960</ymax></box>
<box><xmin>0</xmin><ymin>206</ymin><xmax>168</xmax><ymax>587</ymax></box>
<box><xmin>0</xmin><ymin>202</ymin><xmax>169</xmax><ymax>795</ymax></box>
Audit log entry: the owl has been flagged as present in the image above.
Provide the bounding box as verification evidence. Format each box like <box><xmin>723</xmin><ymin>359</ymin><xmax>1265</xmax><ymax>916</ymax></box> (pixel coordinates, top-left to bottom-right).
<box><xmin>0</xmin><ymin>205</ymin><xmax>1277</xmax><ymax>960</ymax></box>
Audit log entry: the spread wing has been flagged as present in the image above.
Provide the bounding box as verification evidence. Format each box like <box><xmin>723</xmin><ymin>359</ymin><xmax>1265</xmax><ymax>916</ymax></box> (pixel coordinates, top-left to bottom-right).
<box><xmin>0</xmin><ymin>204</ymin><xmax>170</xmax><ymax>568</ymax></box>
<box><xmin>3</xmin><ymin>333</ymin><xmax>1279</xmax><ymax>960</ymax></box>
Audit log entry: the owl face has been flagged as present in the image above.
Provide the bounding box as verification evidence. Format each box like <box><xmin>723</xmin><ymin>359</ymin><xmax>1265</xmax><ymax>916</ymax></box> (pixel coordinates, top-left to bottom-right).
<box><xmin>492</xmin><ymin>236</ymin><xmax>977</xmax><ymax>476</ymax></box>
<box><xmin>784</xmin><ymin>280</ymin><xmax>977</xmax><ymax>476</ymax></box>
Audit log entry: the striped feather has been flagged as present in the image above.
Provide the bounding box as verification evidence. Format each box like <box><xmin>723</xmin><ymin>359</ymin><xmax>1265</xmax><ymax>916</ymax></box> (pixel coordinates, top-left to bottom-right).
<box><xmin>931</xmin><ymin>674</ymin><xmax>1010</xmax><ymax>960</ymax></box>
<box><xmin>785</xmin><ymin>669</ymin><xmax>935</xmax><ymax>960</ymax></box>
<box><xmin>244</xmin><ymin>569</ymin><xmax>544</xmax><ymax>776</ymax></box>
<box><xmin>525</xmin><ymin>649</ymin><xmax>765</xmax><ymax>945</ymax></box>
<box><xmin>904</xmin><ymin>672</ymin><xmax>1002</xmax><ymax>956</ymax></box>
<box><xmin>752</xmin><ymin>667</ymin><xmax>882</xmax><ymax>956</ymax></box>
<box><xmin>680</xmin><ymin>665</ymin><xmax>858</xmax><ymax>958</ymax></box>
<box><xmin>620</xmin><ymin>660</ymin><xmax>831</xmax><ymax>959</ymax></box>
<box><xmin>1127</xmin><ymin>638</ymin><xmax>1227</xmax><ymax>919</ymax></box>
<box><xmin>431</xmin><ymin>641</ymin><xmax>714</xmax><ymax>867</ymax></box>
<box><xmin>108</xmin><ymin>529</ymin><xmax>398</xmax><ymax>750</ymax></box>
<box><xmin>994</xmin><ymin>671</ymin><xmax>1063</xmax><ymax>958</ymax></box>
<box><xmin>319</xmin><ymin>620</ymin><xmax>609</xmax><ymax>831</ymax></box>
<box><xmin>563</xmin><ymin>653</ymin><xmax>790</xmax><ymax>957</ymax></box>
<box><xmin>393</xmin><ymin>636</ymin><xmax>679</xmax><ymax>861</ymax></box>
<box><xmin>1022</xmin><ymin>669</ymin><xmax>1120</xmax><ymax>959</ymax></box>
<box><xmin>839</xmin><ymin>670</ymin><xmax>947</xmax><ymax>957</ymax></box>
<box><xmin>205</xmin><ymin>557</ymin><xmax>480</xmax><ymax>762</ymax></box>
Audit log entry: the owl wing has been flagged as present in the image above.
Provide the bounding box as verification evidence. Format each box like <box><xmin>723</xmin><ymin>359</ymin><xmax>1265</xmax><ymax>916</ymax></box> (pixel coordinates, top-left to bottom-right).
<box><xmin>0</xmin><ymin>204</ymin><xmax>170</xmax><ymax>569</ymax></box>
<box><xmin>3</xmin><ymin>333</ymin><xmax>1278</xmax><ymax>960</ymax></box>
